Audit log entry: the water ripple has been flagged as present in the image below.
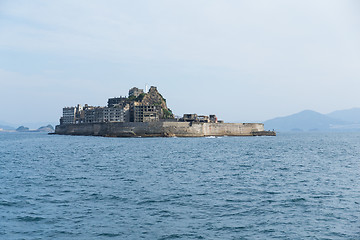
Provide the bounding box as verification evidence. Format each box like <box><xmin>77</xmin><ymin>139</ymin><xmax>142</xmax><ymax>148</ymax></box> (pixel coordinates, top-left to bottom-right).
<box><xmin>0</xmin><ymin>132</ymin><xmax>360</xmax><ymax>239</ymax></box>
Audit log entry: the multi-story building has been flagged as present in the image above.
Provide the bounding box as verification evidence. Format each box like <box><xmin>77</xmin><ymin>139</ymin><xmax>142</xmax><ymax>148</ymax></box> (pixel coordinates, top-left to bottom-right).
<box><xmin>107</xmin><ymin>96</ymin><xmax>127</xmax><ymax>108</ymax></box>
<box><xmin>60</xmin><ymin>104</ymin><xmax>83</xmax><ymax>124</ymax></box>
<box><xmin>128</xmin><ymin>87</ymin><xmax>144</xmax><ymax>97</ymax></box>
<box><xmin>83</xmin><ymin>106</ymin><xmax>130</xmax><ymax>123</ymax></box>
<box><xmin>130</xmin><ymin>102</ymin><xmax>161</xmax><ymax>122</ymax></box>
<box><xmin>60</xmin><ymin>86</ymin><xmax>174</xmax><ymax>125</ymax></box>
<box><xmin>84</xmin><ymin>107</ymin><xmax>103</xmax><ymax>123</ymax></box>
<box><xmin>103</xmin><ymin>106</ymin><xmax>130</xmax><ymax>122</ymax></box>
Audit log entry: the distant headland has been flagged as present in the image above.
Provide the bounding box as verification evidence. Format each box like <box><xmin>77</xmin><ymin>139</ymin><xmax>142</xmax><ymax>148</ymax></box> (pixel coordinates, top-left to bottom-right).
<box><xmin>0</xmin><ymin>125</ymin><xmax>54</xmax><ymax>133</ymax></box>
<box><xmin>55</xmin><ymin>86</ymin><xmax>275</xmax><ymax>137</ymax></box>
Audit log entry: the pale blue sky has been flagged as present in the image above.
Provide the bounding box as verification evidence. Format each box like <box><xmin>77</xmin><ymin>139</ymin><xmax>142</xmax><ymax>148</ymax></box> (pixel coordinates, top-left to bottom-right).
<box><xmin>1</xmin><ymin>0</ymin><xmax>360</xmax><ymax>126</ymax></box>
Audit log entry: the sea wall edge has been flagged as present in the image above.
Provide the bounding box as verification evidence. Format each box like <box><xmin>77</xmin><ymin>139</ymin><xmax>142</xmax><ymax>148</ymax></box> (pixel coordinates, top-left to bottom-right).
<box><xmin>54</xmin><ymin>122</ymin><xmax>275</xmax><ymax>137</ymax></box>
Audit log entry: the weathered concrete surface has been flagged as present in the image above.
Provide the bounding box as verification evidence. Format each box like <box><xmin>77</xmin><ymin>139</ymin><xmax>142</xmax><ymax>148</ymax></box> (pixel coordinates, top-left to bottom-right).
<box><xmin>54</xmin><ymin>122</ymin><xmax>275</xmax><ymax>137</ymax></box>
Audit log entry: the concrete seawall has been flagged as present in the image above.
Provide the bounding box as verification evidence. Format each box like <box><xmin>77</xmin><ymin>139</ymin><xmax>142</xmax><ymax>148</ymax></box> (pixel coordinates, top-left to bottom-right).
<box><xmin>54</xmin><ymin>122</ymin><xmax>275</xmax><ymax>137</ymax></box>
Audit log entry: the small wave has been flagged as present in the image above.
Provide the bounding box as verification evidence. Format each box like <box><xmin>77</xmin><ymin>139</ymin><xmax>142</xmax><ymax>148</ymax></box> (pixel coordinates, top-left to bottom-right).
<box><xmin>97</xmin><ymin>233</ymin><xmax>122</xmax><ymax>237</ymax></box>
<box><xmin>50</xmin><ymin>230</ymin><xmax>77</xmax><ymax>236</ymax></box>
<box><xmin>216</xmin><ymin>226</ymin><xmax>246</xmax><ymax>232</ymax></box>
<box><xmin>17</xmin><ymin>216</ymin><xmax>45</xmax><ymax>222</ymax></box>
<box><xmin>265</xmin><ymin>191</ymin><xmax>281</xmax><ymax>195</ymax></box>
<box><xmin>278</xmin><ymin>167</ymin><xmax>289</xmax><ymax>171</ymax></box>
<box><xmin>0</xmin><ymin>199</ymin><xmax>17</xmax><ymax>206</ymax></box>
<box><xmin>311</xmin><ymin>195</ymin><xmax>331</xmax><ymax>199</ymax></box>
<box><xmin>137</xmin><ymin>199</ymin><xmax>170</xmax><ymax>205</ymax></box>
<box><xmin>261</xmin><ymin>199</ymin><xmax>277</xmax><ymax>204</ymax></box>
<box><xmin>289</xmin><ymin>197</ymin><xmax>306</xmax><ymax>202</ymax></box>
<box><xmin>159</xmin><ymin>233</ymin><xmax>204</xmax><ymax>240</ymax></box>
<box><xmin>107</xmin><ymin>195</ymin><xmax>127</xmax><ymax>201</ymax></box>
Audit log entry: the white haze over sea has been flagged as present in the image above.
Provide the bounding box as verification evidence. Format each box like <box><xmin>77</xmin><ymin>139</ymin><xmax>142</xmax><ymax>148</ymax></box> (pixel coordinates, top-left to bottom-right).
<box><xmin>0</xmin><ymin>0</ymin><xmax>360</xmax><ymax>125</ymax></box>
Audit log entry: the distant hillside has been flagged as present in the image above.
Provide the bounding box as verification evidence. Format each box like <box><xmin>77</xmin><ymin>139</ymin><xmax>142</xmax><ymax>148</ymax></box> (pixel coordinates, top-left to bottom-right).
<box><xmin>15</xmin><ymin>125</ymin><xmax>55</xmax><ymax>133</ymax></box>
<box><xmin>0</xmin><ymin>121</ymin><xmax>57</xmax><ymax>130</ymax></box>
<box><xmin>0</xmin><ymin>124</ymin><xmax>15</xmax><ymax>130</ymax></box>
<box><xmin>37</xmin><ymin>125</ymin><xmax>55</xmax><ymax>132</ymax></box>
<box><xmin>0</xmin><ymin>120</ymin><xmax>15</xmax><ymax>130</ymax></box>
<box><xmin>264</xmin><ymin>110</ymin><xmax>349</xmax><ymax>132</ymax></box>
<box><xmin>326</xmin><ymin>108</ymin><xmax>360</xmax><ymax>123</ymax></box>
<box><xmin>16</xmin><ymin>126</ymin><xmax>30</xmax><ymax>132</ymax></box>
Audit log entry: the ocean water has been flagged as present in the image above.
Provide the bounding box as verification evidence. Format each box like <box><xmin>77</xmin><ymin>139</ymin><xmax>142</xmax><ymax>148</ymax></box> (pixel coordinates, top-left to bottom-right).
<box><xmin>0</xmin><ymin>132</ymin><xmax>360</xmax><ymax>240</ymax></box>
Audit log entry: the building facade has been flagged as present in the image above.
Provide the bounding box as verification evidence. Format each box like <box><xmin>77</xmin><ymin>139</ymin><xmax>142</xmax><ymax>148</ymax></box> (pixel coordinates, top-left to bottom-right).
<box><xmin>128</xmin><ymin>87</ymin><xmax>144</xmax><ymax>97</ymax></box>
<box><xmin>181</xmin><ymin>114</ymin><xmax>218</xmax><ymax>123</ymax></box>
<box><xmin>107</xmin><ymin>96</ymin><xmax>127</xmax><ymax>108</ymax></box>
<box><xmin>83</xmin><ymin>106</ymin><xmax>130</xmax><ymax>123</ymax></box>
<box><xmin>60</xmin><ymin>104</ymin><xmax>83</xmax><ymax>124</ymax></box>
<box><xmin>129</xmin><ymin>102</ymin><xmax>162</xmax><ymax>122</ymax></box>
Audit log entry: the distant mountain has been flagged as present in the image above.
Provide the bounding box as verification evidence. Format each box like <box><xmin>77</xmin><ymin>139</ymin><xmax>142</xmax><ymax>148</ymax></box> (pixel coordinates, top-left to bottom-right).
<box><xmin>0</xmin><ymin>120</ymin><xmax>15</xmax><ymax>130</ymax></box>
<box><xmin>0</xmin><ymin>120</ymin><xmax>58</xmax><ymax>131</ymax></box>
<box><xmin>326</xmin><ymin>108</ymin><xmax>360</xmax><ymax>123</ymax></box>
<box><xmin>264</xmin><ymin>110</ymin><xmax>350</xmax><ymax>132</ymax></box>
<box><xmin>37</xmin><ymin>125</ymin><xmax>55</xmax><ymax>132</ymax></box>
<box><xmin>16</xmin><ymin>126</ymin><xmax>30</xmax><ymax>132</ymax></box>
<box><xmin>14</xmin><ymin>124</ymin><xmax>55</xmax><ymax>133</ymax></box>
<box><xmin>15</xmin><ymin>122</ymin><xmax>58</xmax><ymax>130</ymax></box>
<box><xmin>0</xmin><ymin>124</ymin><xmax>15</xmax><ymax>130</ymax></box>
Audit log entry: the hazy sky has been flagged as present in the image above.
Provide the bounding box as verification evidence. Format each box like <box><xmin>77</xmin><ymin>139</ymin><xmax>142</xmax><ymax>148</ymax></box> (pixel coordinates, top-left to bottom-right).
<box><xmin>1</xmin><ymin>0</ymin><xmax>360</xmax><ymax>125</ymax></box>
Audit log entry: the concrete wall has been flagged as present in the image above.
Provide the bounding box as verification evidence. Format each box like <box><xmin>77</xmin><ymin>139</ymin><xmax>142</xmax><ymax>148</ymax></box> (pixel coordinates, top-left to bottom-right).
<box><xmin>55</xmin><ymin>122</ymin><xmax>265</xmax><ymax>137</ymax></box>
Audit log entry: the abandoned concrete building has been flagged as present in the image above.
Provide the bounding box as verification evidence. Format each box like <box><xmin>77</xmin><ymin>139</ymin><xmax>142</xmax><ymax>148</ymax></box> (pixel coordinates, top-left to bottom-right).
<box><xmin>60</xmin><ymin>104</ymin><xmax>84</xmax><ymax>125</ymax></box>
<box><xmin>128</xmin><ymin>87</ymin><xmax>144</xmax><ymax>97</ymax></box>
<box><xmin>60</xmin><ymin>87</ymin><xmax>169</xmax><ymax>124</ymax></box>
<box><xmin>107</xmin><ymin>96</ymin><xmax>127</xmax><ymax>108</ymax></box>
<box><xmin>59</xmin><ymin>86</ymin><xmax>220</xmax><ymax>125</ymax></box>
<box><xmin>130</xmin><ymin>102</ymin><xmax>162</xmax><ymax>122</ymax></box>
<box><xmin>181</xmin><ymin>114</ymin><xmax>218</xmax><ymax>123</ymax></box>
<box><xmin>83</xmin><ymin>105</ymin><xmax>130</xmax><ymax>123</ymax></box>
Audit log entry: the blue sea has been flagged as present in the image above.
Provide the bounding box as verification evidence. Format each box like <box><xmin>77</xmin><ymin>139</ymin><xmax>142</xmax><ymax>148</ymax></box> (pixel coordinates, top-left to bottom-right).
<box><xmin>1</xmin><ymin>132</ymin><xmax>360</xmax><ymax>239</ymax></box>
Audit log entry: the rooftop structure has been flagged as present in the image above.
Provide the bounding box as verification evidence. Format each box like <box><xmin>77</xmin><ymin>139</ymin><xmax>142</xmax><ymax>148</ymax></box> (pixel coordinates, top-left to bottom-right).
<box><xmin>107</xmin><ymin>96</ymin><xmax>127</xmax><ymax>108</ymax></box>
<box><xmin>128</xmin><ymin>87</ymin><xmax>144</xmax><ymax>97</ymax></box>
<box><xmin>181</xmin><ymin>114</ymin><xmax>219</xmax><ymax>123</ymax></box>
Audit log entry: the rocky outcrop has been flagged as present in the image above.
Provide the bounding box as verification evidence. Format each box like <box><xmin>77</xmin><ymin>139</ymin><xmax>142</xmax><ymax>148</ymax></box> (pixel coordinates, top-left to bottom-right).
<box><xmin>138</xmin><ymin>86</ymin><xmax>173</xmax><ymax>119</ymax></box>
<box><xmin>141</xmin><ymin>87</ymin><xmax>167</xmax><ymax>108</ymax></box>
<box><xmin>14</xmin><ymin>124</ymin><xmax>54</xmax><ymax>133</ymax></box>
<box><xmin>16</xmin><ymin>126</ymin><xmax>30</xmax><ymax>132</ymax></box>
<box><xmin>37</xmin><ymin>125</ymin><xmax>55</xmax><ymax>132</ymax></box>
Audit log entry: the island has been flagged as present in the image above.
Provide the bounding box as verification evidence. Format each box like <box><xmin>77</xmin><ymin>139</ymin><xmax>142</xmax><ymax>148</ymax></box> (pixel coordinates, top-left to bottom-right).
<box><xmin>54</xmin><ymin>86</ymin><xmax>275</xmax><ymax>137</ymax></box>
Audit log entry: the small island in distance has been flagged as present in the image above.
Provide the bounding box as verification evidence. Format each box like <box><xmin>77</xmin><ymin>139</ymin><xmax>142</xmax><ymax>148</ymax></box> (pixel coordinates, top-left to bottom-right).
<box><xmin>54</xmin><ymin>86</ymin><xmax>275</xmax><ymax>137</ymax></box>
<box><xmin>0</xmin><ymin>125</ymin><xmax>55</xmax><ymax>133</ymax></box>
